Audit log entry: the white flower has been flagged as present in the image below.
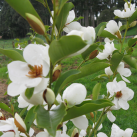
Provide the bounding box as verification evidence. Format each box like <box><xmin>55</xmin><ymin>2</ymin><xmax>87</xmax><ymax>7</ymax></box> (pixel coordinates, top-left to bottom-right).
<box><xmin>114</xmin><ymin>2</ymin><xmax>135</xmax><ymax>18</ymax></box>
<box><xmin>105</xmin><ymin>20</ymin><xmax>122</xmax><ymax>39</ymax></box>
<box><xmin>7</xmin><ymin>44</ymin><xmax>50</xmax><ymax>97</ymax></box>
<box><xmin>117</xmin><ymin>62</ymin><xmax>131</xmax><ymax>83</ymax></box>
<box><xmin>97</xmin><ymin>132</ymin><xmax>108</xmax><ymax>137</ymax></box>
<box><xmin>96</xmin><ymin>42</ymin><xmax>116</xmax><ymax>60</ymax></box>
<box><xmin>110</xmin><ymin>123</ymin><xmax>133</xmax><ymax>137</ymax></box>
<box><xmin>104</xmin><ymin>38</ymin><xmax>113</xmax><ymax>43</ymax></box>
<box><xmin>62</xmin><ymin>83</ymin><xmax>87</xmax><ymax>106</ymax></box>
<box><xmin>107</xmin><ymin>78</ymin><xmax>134</xmax><ymax>110</ymax></box>
<box><xmin>105</xmin><ymin>67</ymin><xmax>113</xmax><ymax>76</ymax></box>
<box><xmin>93</xmin><ymin>123</ymin><xmax>103</xmax><ymax>131</ymax></box>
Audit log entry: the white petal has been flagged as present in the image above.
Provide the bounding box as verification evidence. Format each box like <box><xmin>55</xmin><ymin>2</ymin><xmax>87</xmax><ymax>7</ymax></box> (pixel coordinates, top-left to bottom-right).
<box><xmin>29</xmin><ymin>128</ymin><xmax>34</xmax><ymax>136</ymax></box>
<box><xmin>121</xmin><ymin>75</ymin><xmax>130</xmax><ymax>83</ymax></box>
<box><xmin>18</xmin><ymin>95</ymin><xmax>29</xmax><ymax>108</ymax></box>
<box><xmin>66</xmin><ymin>10</ymin><xmax>75</xmax><ymax>24</ymax></box>
<box><xmin>63</xmin><ymin>83</ymin><xmax>87</xmax><ymax>106</ymax></box>
<box><xmin>7</xmin><ymin>83</ymin><xmax>27</xmax><ymax>96</ymax></box>
<box><xmin>114</xmin><ymin>10</ymin><xmax>123</xmax><ymax>18</ymax></box>
<box><xmin>97</xmin><ymin>132</ymin><xmax>108</xmax><ymax>137</ymax></box>
<box><xmin>111</xmin><ymin>123</ymin><xmax>121</xmax><ymax>137</ymax></box>
<box><xmin>36</xmin><ymin>132</ymin><xmax>49</xmax><ymax>137</ymax></box>
<box><xmin>118</xmin><ymin>99</ymin><xmax>129</xmax><ymax>110</ymax></box>
<box><xmin>43</xmin><ymin>61</ymin><xmax>50</xmax><ymax>77</ymax></box>
<box><xmin>105</xmin><ymin>67</ymin><xmax>113</xmax><ymax>76</ymax></box>
<box><xmin>118</xmin><ymin>21</ymin><xmax>122</xmax><ymax>28</ymax></box>
<box><xmin>34</xmin><ymin>78</ymin><xmax>49</xmax><ymax>94</ymax></box>
<box><xmin>107</xmin><ymin>111</ymin><xmax>116</xmax><ymax>122</ymax></box>
<box><xmin>71</xmin><ymin>115</ymin><xmax>88</xmax><ymax>130</ymax></box>
<box><xmin>1</xmin><ymin>132</ymin><xmax>15</xmax><ymax>137</ymax></box>
<box><xmin>124</xmin><ymin>128</ymin><xmax>133</xmax><ymax>137</ymax></box>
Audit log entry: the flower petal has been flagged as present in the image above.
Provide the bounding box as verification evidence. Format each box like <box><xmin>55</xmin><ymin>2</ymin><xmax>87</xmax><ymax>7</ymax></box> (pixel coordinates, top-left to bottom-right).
<box><xmin>18</xmin><ymin>95</ymin><xmax>29</xmax><ymax>108</ymax></box>
<box><xmin>71</xmin><ymin>115</ymin><xmax>88</xmax><ymax>130</ymax></box>
<box><xmin>107</xmin><ymin>111</ymin><xmax>116</xmax><ymax>122</ymax></box>
<box><xmin>118</xmin><ymin>99</ymin><xmax>129</xmax><ymax>110</ymax></box>
<box><xmin>97</xmin><ymin>132</ymin><xmax>108</xmax><ymax>137</ymax></box>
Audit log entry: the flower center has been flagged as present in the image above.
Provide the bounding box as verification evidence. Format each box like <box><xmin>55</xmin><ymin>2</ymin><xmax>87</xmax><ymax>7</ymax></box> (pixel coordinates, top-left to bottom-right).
<box><xmin>26</xmin><ymin>64</ymin><xmax>43</xmax><ymax>78</ymax></box>
<box><xmin>116</xmin><ymin>91</ymin><xmax>122</xmax><ymax>98</ymax></box>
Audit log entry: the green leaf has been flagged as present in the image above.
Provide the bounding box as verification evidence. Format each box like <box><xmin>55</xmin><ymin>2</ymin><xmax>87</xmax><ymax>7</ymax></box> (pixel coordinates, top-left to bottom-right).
<box><xmin>119</xmin><ymin>25</ymin><xmax>127</xmax><ymax>31</ymax></box>
<box><xmin>128</xmin><ymin>38</ymin><xmax>137</xmax><ymax>47</ymax></box>
<box><xmin>55</xmin><ymin>2</ymin><xmax>74</xmax><ymax>33</ymax></box>
<box><xmin>36</xmin><ymin>0</ymin><xmax>46</xmax><ymax>6</ymax></box>
<box><xmin>58</xmin><ymin>0</ymin><xmax>68</xmax><ymax>13</ymax></box>
<box><xmin>0</xmin><ymin>102</ymin><xmax>13</xmax><ymax>115</ymax></box>
<box><xmin>92</xmin><ymin>83</ymin><xmax>101</xmax><ymax>100</ymax></box>
<box><xmin>91</xmin><ymin>74</ymin><xmax>109</xmax><ymax>82</ymax></box>
<box><xmin>33</xmin><ymin>37</ymin><xmax>46</xmax><ymax>46</ymax></box>
<box><xmin>5</xmin><ymin>0</ymin><xmax>41</xmax><ymax>21</ymax></box>
<box><xmin>49</xmin><ymin>35</ymin><xmax>87</xmax><ymax>65</ymax></box>
<box><xmin>128</xmin><ymin>9</ymin><xmax>137</xmax><ymax>24</ymax></box>
<box><xmin>0</xmin><ymin>132</ymin><xmax>3</xmax><ymax>136</ymax></box>
<box><xmin>0</xmin><ymin>48</ymin><xmax>25</xmax><ymax>61</ymax></box>
<box><xmin>95</xmin><ymin>22</ymin><xmax>107</xmax><ymax>36</ymax></box>
<box><xmin>54</xmin><ymin>70</ymin><xmax>80</xmax><ymax>96</ymax></box>
<box><xmin>25</xmin><ymin>88</ymin><xmax>34</xmax><ymax>99</ymax></box>
<box><xmin>55</xmin><ymin>62</ymin><xmax>109</xmax><ymax>95</ymax></box>
<box><xmin>99</xmin><ymin>30</ymin><xmax>119</xmax><ymax>40</ymax></box>
<box><xmin>132</xmin><ymin>133</ymin><xmax>137</xmax><ymax>137</ymax></box>
<box><xmin>73</xmin><ymin>16</ymin><xmax>84</xmax><ymax>22</ymax></box>
<box><xmin>20</xmin><ymin>107</ymin><xmax>28</xmax><ymax>117</ymax></box>
<box><xmin>24</xmin><ymin>106</ymin><xmax>36</xmax><ymax>133</ymax></box>
<box><xmin>34</xmin><ymin>103</ymin><xmax>66</xmax><ymax>136</ymax></box>
<box><xmin>81</xmin><ymin>43</ymin><xmax>99</xmax><ymax>60</ymax></box>
<box><xmin>123</xmin><ymin>55</ymin><xmax>137</xmax><ymax>69</ymax></box>
<box><xmin>110</xmin><ymin>52</ymin><xmax>123</xmax><ymax>72</ymax></box>
<box><xmin>63</xmin><ymin>99</ymin><xmax>113</xmax><ymax>121</ymax></box>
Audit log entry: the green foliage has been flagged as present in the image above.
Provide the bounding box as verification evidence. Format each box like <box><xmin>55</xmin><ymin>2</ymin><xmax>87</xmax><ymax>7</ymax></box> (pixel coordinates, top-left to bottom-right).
<box><xmin>63</xmin><ymin>99</ymin><xmax>113</xmax><ymax>121</ymax></box>
<box><xmin>128</xmin><ymin>38</ymin><xmax>137</xmax><ymax>47</ymax></box>
<box><xmin>25</xmin><ymin>88</ymin><xmax>34</xmax><ymax>99</ymax></box>
<box><xmin>129</xmin><ymin>9</ymin><xmax>137</xmax><ymax>24</ymax></box>
<box><xmin>92</xmin><ymin>83</ymin><xmax>101</xmax><ymax>100</ymax></box>
<box><xmin>0</xmin><ymin>102</ymin><xmax>13</xmax><ymax>115</ymax></box>
<box><xmin>49</xmin><ymin>35</ymin><xmax>87</xmax><ymax>65</ymax></box>
<box><xmin>34</xmin><ymin>103</ymin><xmax>67</xmax><ymax>136</ymax></box>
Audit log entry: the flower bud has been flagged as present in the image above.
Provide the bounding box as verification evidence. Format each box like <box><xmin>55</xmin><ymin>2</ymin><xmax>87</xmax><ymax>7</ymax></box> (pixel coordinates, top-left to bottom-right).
<box><xmin>63</xmin><ymin>83</ymin><xmax>87</xmax><ymax>106</ymax></box>
<box><xmin>52</xmin><ymin>65</ymin><xmax>61</xmax><ymax>82</ymax></box>
<box><xmin>71</xmin><ymin>128</ymin><xmax>79</xmax><ymax>137</ymax></box>
<box><xmin>14</xmin><ymin>113</ymin><xmax>26</xmax><ymax>133</ymax></box>
<box><xmin>129</xmin><ymin>21</ymin><xmax>137</xmax><ymax>28</ymax></box>
<box><xmin>89</xmin><ymin>50</ymin><xmax>98</xmax><ymax>59</ymax></box>
<box><xmin>43</xmin><ymin>88</ymin><xmax>55</xmax><ymax>105</ymax></box>
<box><xmin>115</xmin><ymin>31</ymin><xmax>121</xmax><ymax>39</ymax></box>
<box><xmin>0</xmin><ymin>112</ymin><xmax>6</xmax><ymax>120</ymax></box>
<box><xmin>90</xmin><ymin>112</ymin><xmax>94</xmax><ymax>118</ymax></box>
<box><xmin>25</xmin><ymin>13</ymin><xmax>45</xmax><ymax>35</ymax></box>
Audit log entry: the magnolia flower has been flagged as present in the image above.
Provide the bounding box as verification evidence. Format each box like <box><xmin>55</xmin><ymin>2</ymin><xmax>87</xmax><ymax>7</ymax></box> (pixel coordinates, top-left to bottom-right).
<box><xmin>7</xmin><ymin>44</ymin><xmax>50</xmax><ymax>97</ymax></box>
<box><xmin>67</xmin><ymin>26</ymin><xmax>95</xmax><ymax>56</ymax></box>
<box><xmin>105</xmin><ymin>20</ymin><xmax>122</xmax><ymax>39</ymax></box>
<box><xmin>0</xmin><ymin>113</ymin><xmax>26</xmax><ymax>137</ymax></box>
<box><xmin>97</xmin><ymin>132</ymin><xmax>108</xmax><ymax>137</ymax></box>
<box><xmin>50</xmin><ymin>10</ymin><xmax>82</xmax><ymax>34</ymax></box>
<box><xmin>117</xmin><ymin>62</ymin><xmax>131</xmax><ymax>83</ymax></box>
<box><xmin>96</xmin><ymin>42</ymin><xmax>116</xmax><ymax>60</ymax></box>
<box><xmin>62</xmin><ymin>83</ymin><xmax>87</xmax><ymax>106</ymax></box>
<box><xmin>114</xmin><ymin>2</ymin><xmax>135</xmax><ymax>18</ymax></box>
<box><xmin>107</xmin><ymin>78</ymin><xmax>134</xmax><ymax>110</ymax></box>
<box><xmin>105</xmin><ymin>62</ymin><xmax>131</xmax><ymax>83</ymax></box>
<box><xmin>104</xmin><ymin>38</ymin><xmax>113</xmax><ymax>43</ymax></box>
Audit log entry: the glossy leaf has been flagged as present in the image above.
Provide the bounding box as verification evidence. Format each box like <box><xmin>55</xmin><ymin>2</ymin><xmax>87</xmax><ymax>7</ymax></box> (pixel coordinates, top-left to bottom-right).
<box><xmin>24</xmin><ymin>106</ymin><xmax>36</xmax><ymax>133</ymax></box>
<box><xmin>128</xmin><ymin>9</ymin><xmax>137</xmax><ymax>24</ymax></box>
<box><xmin>123</xmin><ymin>55</ymin><xmax>137</xmax><ymax>69</ymax></box>
<box><xmin>33</xmin><ymin>37</ymin><xmax>46</xmax><ymax>46</ymax></box>
<box><xmin>36</xmin><ymin>0</ymin><xmax>46</xmax><ymax>6</ymax></box>
<box><xmin>25</xmin><ymin>88</ymin><xmax>34</xmax><ymax>99</ymax></box>
<box><xmin>34</xmin><ymin>103</ymin><xmax>66</xmax><ymax>136</ymax></box>
<box><xmin>119</xmin><ymin>25</ymin><xmax>127</xmax><ymax>31</ymax></box>
<box><xmin>49</xmin><ymin>35</ymin><xmax>87</xmax><ymax>65</ymax></box>
<box><xmin>55</xmin><ymin>2</ymin><xmax>74</xmax><ymax>33</ymax></box>
<box><xmin>73</xmin><ymin>16</ymin><xmax>84</xmax><ymax>22</ymax></box>
<box><xmin>55</xmin><ymin>62</ymin><xmax>109</xmax><ymax>95</ymax></box>
<box><xmin>95</xmin><ymin>22</ymin><xmax>107</xmax><ymax>36</ymax></box>
<box><xmin>0</xmin><ymin>102</ymin><xmax>13</xmax><ymax>115</ymax></box>
<box><xmin>63</xmin><ymin>99</ymin><xmax>113</xmax><ymax>121</ymax></box>
<box><xmin>54</xmin><ymin>70</ymin><xmax>80</xmax><ymax>96</ymax></box>
<box><xmin>20</xmin><ymin>107</ymin><xmax>27</xmax><ymax>117</ymax></box>
<box><xmin>128</xmin><ymin>38</ymin><xmax>137</xmax><ymax>47</ymax></box>
<box><xmin>92</xmin><ymin>83</ymin><xmax>101</xmax><ymax>100</ymax></box>
<box><xmin>81</xmin><ymin>43</ymin><xmax>99</xmax><ymax>60</ymax></box>
<box><xmin>58</xmin><ymin>0</ymin><xmax>69</xmax><ymax>13</ymax></box>
<box><xmin>99</xmin><ymin>30</ymin><xmax>119</xmax><ymax>40</ymax></box>
<box><xmin>110</xmin><ymin>52</ymin><xmax>123</xmax><ymax>72</ymax></box>
<box><xmin>91</xmin><ymin>74</ymin><xmax>109</xmax><ymax>82</ymax></box>
<box><xmin>5</xmin><ymin>0</ymin><xmax>41</xmax><ymax>21</ymax></box>
<box><xmin>0</xmin><ymin>48</ymin><xmax>25</xmax><ymax>62</ymax></box>
<box><xmin>132</xmin><ymin>133</ymin><xmax>137</xmax><ymax>137</ymax></box>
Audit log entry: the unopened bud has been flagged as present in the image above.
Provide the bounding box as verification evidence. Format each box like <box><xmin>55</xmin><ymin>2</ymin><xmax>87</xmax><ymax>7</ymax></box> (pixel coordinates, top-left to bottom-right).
<box><xmin>0</xmin><ymin>112</ymin><xmax>6</xmax><ymax>120</ymax></box>
<box><xmin>43</xmin><ymin>88</ymin><xmax>55</xmax><ymax>105</ymax></box>
<box><xmin>115</xmin><ymin>31</ymin><xmax>121</xmax><ymax>39</ymax></box>
<box><xmin>25</xmin><ymin>13</ymin><xmax>45</xmax><ymax>35</ymax></box>
<box><xmin>52</xmin><ymin>65</ymin><xmax>61</xmax><ymax>82</ymax></box>
<box><xmin>14</xmin><ymin>113</ymin><xmax>26</xmax><ymax>133</ymax></box>
<box><xmin>71</xmin><ymin>128</ymin><xmax>79</xmax><ymax>137</ymax></box>
<box><xmin>89</xmin><ymin>50</ymin><xmax>98</xmax><ymax>59</ymax></box>
<box><xmin>130</xmin><ymin>21</ymin><xmax>137</xmax><ymax>28</ymax></box>
<box><xmin>90</xmin><ymin>112</ymin><xmax>94</xmax><ymax>118</ymax></box>
<box><xmin>51</xmin><ymin>0</ymin><xmax>59</xmax><ymax>13</ymax></box>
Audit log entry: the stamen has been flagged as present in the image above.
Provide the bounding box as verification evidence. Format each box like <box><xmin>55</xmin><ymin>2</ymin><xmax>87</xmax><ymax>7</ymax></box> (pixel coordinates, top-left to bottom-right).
<box><xmin>26</xmin><ymin>64</ymin><xmax>43</xmax><ymax>78</ymax></box>
<box><xmin>116</xmin><ymin>91</ymin><xmax>122</xmax><ymax>98</ymax></box>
